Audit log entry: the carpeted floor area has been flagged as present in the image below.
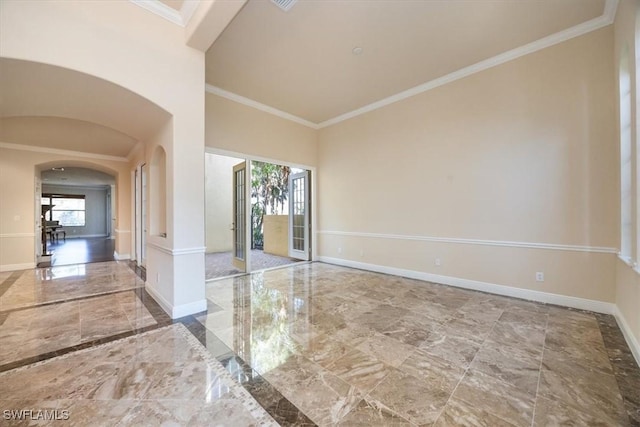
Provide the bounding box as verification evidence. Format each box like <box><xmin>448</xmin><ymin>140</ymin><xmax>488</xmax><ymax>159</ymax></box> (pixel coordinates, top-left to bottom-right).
<box><xmin>205</xmin><ymin>249</ymin><xmax>301</xmax><ymax>280</ymax></box>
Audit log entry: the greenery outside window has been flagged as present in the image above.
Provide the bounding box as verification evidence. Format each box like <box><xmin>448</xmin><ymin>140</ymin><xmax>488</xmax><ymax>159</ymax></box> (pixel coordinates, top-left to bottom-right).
<box><xmin>41</xmin><ymin>194</ymin><xmax>86</xmax><ymax>226</ymax></box>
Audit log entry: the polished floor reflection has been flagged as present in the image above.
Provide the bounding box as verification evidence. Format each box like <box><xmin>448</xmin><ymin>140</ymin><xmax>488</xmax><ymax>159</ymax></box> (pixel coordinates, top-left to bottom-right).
<box><xmin>0</xmin><ymin>261</ymin><xmax>143</xmax><ymax>311</ymax></box>
<box><xmin>198</xmin><ymin>263</ymin><xmax>640</xmax><ymax>426</ymax></box>
<box><xmin>0</xmin><ymin>324</ymin><xmax>278</xmax><ymax>426</ymax></box>
<box><xmin>46</xmin><ymin>237</ymin><xmax>115</xmax><ymax>267</ymax></box>
<box><xmin>1</xmin><ymin>261</ymin><xmax>638</xmax><ymax>426</ymax></box>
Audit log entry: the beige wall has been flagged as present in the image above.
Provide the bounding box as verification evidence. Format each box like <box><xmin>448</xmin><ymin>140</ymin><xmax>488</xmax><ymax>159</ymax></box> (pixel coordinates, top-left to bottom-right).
<box><xmin>205</xmin><ymin>93</ymin><xmax>318</xmax><ymax>167</ymax></box>
<box><xmin>205</xmin><ymin>153</ymin><xmax>242</xmax><ymax>253</ymax></box>
<box><xmin>264</xmin><ymin>215</ymin><xmax>289</xmax><ymax>257</ymax></box>
<box><xmin>0</xmin><ymin>146</ymin><xmax>131</xmax><ymax>270</ymax></box>
<box><xmin>614</xmin><ymin>0</ymin><xmax>640</xmax><ymax>353</ymax></box>
<box><xmin>318</xmin><ymin>27</ymin><xmax>618</xmax><ymax>302</ymax></box>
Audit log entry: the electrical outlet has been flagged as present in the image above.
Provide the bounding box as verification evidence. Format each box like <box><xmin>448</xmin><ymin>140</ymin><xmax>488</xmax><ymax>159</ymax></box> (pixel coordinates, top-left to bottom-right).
<box><xmin>435</xmin><ymin>258</ymin><xmax>441</xmax><ymax>266</ymax></box>
<box><xmin>535</xmin><ymin>272</ymin><xmax>544</xmax><ymax>282</ymax></box>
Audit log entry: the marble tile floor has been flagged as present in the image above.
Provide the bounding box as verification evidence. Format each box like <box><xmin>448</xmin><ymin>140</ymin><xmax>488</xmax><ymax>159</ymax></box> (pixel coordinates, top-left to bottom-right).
<box><xmin>197</xmin><ymin>262</ymin><xmax>640</xmax><ymax>426</ymax></box>
<box><xmin>0</xmin><ymin>290</ymin><xmax>158</xmax><ymax>369</ymax></box>
<box><xmin>0</xmin><ymin>261</ymin><xmax>144</xmax><ymax>311</ymax></box>
<box><xmin>0</xmin><ymin>261</ymin><xmax>313</xmax><ymax>426</ymax></box>
<box><xmin>1</xmin><ymin>260</ymin><xmax>639</xmax><ymax>426</ymax></box>
<box><xmin>0</xmin><ymin>323</ymin><xmax>278</xmax><ymax>426</ymax></box>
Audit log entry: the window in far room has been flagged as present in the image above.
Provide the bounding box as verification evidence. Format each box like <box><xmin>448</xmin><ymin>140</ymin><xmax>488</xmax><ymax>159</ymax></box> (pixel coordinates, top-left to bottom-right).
<box><xmin>41</xmin><ymin>194</ymin><xmax>86</xmax><ymax>226</ymax></box>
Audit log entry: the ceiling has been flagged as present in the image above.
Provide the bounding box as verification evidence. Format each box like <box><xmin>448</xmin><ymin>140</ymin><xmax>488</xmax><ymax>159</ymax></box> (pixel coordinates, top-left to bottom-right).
<box><xmin>206</xmin><ymin>0</ymin><xmax>607</xmax><ymax>124</ymax></box>
<box><xmin>0</xmin><ymin>58</ymin><xmax>171</xmax><ymax>158</ymax></box>
<box><xmin>0</xmin><ymin>117</ymin><xmax>138</xmax><ymax>158</ymax></box>
<box><xmin>41</xmin><ymin>167</ymin><xmax>115</xmax><ymax>187</ymax></box>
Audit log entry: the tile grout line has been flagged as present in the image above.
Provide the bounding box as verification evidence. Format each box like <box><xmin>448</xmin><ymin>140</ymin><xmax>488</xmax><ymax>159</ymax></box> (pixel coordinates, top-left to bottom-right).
<box><xmin>0</xmin><ymin>286</ymin><xmax>144</xmax><ymax>315</ymax></box>
<box><xmin>530</xmin><ymin>312</ymin><xmax>549</xmax><ymax>427</ymax></box>
<box><xmin>0</xmin><ymin>323</ymin><xmax>167</xmax><ymax>373</ymax></box>
<box><xmin>178</xmin><ymin>314</ymin><xmax>318</xmax><ymax>426</ymax></box>
<box><xmin>348</xmin><ymin>344</ymin><xmax>418</xmax><ymax>426</ymax></box>
<box><xmin>0</xmin><ymin>270</ymin><xmax>25</xmax><ymax>300</ymax></box>
<box><xmin>430</xmin><ymin>311</ymin><xmax>502</xmax><ymax>425</ymax></box>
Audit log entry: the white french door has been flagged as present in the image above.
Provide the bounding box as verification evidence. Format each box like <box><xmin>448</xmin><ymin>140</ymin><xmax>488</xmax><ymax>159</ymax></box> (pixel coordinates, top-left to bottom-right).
<box><xmin>288</xmin><ymin>170</ymin><xmax>310</xmax><ymax>260</ymax></box>
<box><xmin>232</xmin><ymin>161</ymin><xmax>249</xmax><ymax>272</ymax></box>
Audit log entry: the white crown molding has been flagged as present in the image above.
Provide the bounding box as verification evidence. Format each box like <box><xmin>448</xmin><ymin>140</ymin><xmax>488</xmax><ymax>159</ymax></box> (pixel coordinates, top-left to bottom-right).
<box><xmin>180</xmin><ymin>0</ymin><xmax>200</xmax><ymax>26</ymax></box>
<box><xmin>0</xmin><ymin>142</ymin><xmax>129</xmax><ymax>163</ymax></box>
<box><xmin>318</xmin><ymin>0</ymin><xmax>618</xmax><ymax>128</ymax></box>
<box><xmin>604</xmin><ymin>0</ymin><xmax>620</xmax><ymax>22</ymax></box>
<box><xmin>316</xmin><ymin>256</ymin><xmax>616</xmax><ymax>314</ymax></box>
<box><xmin>205</xmin><ymin>84</ymin><xmax>319</xmax><ymax>129</ymax></box>
<box><xmin>0</xmin><ymin>233</ymin><xmax>36</xmax><ymax>238</ymax></box>
<box><xmin>206</xmin><ymin>0</ymin><xmax>618</xmax><ymax>130</ymax></box>
<box><xmin>129</xmin><ymin>0</ymin><xmax>184</xmax><ymax>26</ymax></box>
<box><xmin>318</xmin><ymin>230</ymin><xmax>618</xmax><ymax>254</ymax></box>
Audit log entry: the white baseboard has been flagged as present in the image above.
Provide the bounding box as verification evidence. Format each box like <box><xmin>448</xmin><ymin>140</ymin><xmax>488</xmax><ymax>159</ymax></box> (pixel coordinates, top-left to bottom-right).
<box><xmin>172</xmin><ymin>299</ymin><xmax>207</xmax><ymax>319</ymax></box>
<box><xmin>66</xmin><ymin>234</ymin><xmax>109</xmax><ymax>239</ymax></box>
<box><xmin>144</xmin><ymin>283</ymin><xmax>207</xmax><ymax>319</ymax></box>
<box><xmin>316</xmin><ymin>256</ymin><xmax>616</xmax><ymax>314</ymax></box>
<box><xmin>114</xmin><ymin>251</ymin><xmax>131</xmax><ymax>261</ymax></box>
<box><xmin>0</xmin><ymin>262</ymin><xmax>36</xmax><ymax>272</ymax></box>
<box><xmin>613</xmin><ymin>306</ymin><xmax>640</xmax><ymax>367</ymax></box>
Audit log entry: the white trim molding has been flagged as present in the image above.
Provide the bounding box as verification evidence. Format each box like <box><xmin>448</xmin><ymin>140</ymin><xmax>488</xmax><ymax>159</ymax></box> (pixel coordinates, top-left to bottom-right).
<box><xmin>66</xmin><ymin>234</ymin><xmax>109</xmax><ymax>239</ymax></box>
<box><xmin>0</xmin><ymin>262</ymin><xmax>36</xmax><ymax>272</ymax></box>
<box><xmin>0</xmin><ymin>233</ymin><xmax>36</xmax><ymax>238</ymax></box>
<box><xmin>318</xmin><ymin>230</ymin><xmax>617</xmax><ymax>254</ymax></box>
<box><xmin>114</xmin><ymin>251</ymin><xmax>131</xmax><ymax>261</ymax></box>
<box><xmin>205</xmin><ymin>85</ymin><xmax>319</xmax><ymax>129</ymax></box>
<box><xmin>317</xmin><ymin>0</ymin><xmax>618</xmax><ymax>128</ymax></box>
<box><xmin>0</xmin><ymin>142</ymin><xmax>128</xmax><ymax>163</ymax></box>
<box><xmin>317</xmin><ymin>256</ymin><xmax>616</xmax><ymax>314</ymax></box>
<box><xmin>114</xmin><ymin>229</ymin><xmax>132</xmax><ymax>234</ymax></box>
<box><xmin>204</xmin><ymin>0</ymin><xmax>619</xmax><ymax>130</ymax></box>
<box><xmin>129</xmin><ymin>0</ymin><xmax>199</xmax><ymax>27</ymax></box>
<box><xmin>130</xmin><ymin>0</ymin><xmax>183</xmax><ymax>26</ymax></box>
<box><xmin>147</xmin><ymin>241</ymin><xmax>206</xmax><ymax>256</ymax></box>
<box><xmin>180</xmin><ymin>0</ymin><xmax>199</xmax><ymax>25</ymax></box>
<box><xmin>613</xmin><ymin>305</ymin><xmax>640</xmax><ymax>367</ymax></box>
<box><xmin>145</xmin><ymin>283</ymin><xmax>207</xmax><ymax>319</ymax></box>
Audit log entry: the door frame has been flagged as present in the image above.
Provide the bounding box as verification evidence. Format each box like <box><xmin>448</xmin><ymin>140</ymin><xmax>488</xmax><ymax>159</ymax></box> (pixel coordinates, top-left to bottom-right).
<box><xmin>205</xmin><ymin>147</ymin><xmax>317</xmax><ymax>265</ymax></box>
<box><xmin>288</xmin><ymin>170</ymin><xmax>310</xmax><ymax>260</ymax></box>
<box><xmin>133</xmin><ymin>162</ymin><xmax>147</xmax><ymax>267</ymax></box>
<box><xmin>232</xmin><ymin>160</ymin><xmax>250</xmax><ymax>272</ymax></box>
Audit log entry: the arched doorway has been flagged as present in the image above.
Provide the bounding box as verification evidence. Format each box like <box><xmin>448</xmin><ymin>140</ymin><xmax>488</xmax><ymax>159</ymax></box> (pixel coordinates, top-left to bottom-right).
<box><xmin>36</xmin><ymin>163</ymin><xmax>117</xmax><ymax>266</ymax></box>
